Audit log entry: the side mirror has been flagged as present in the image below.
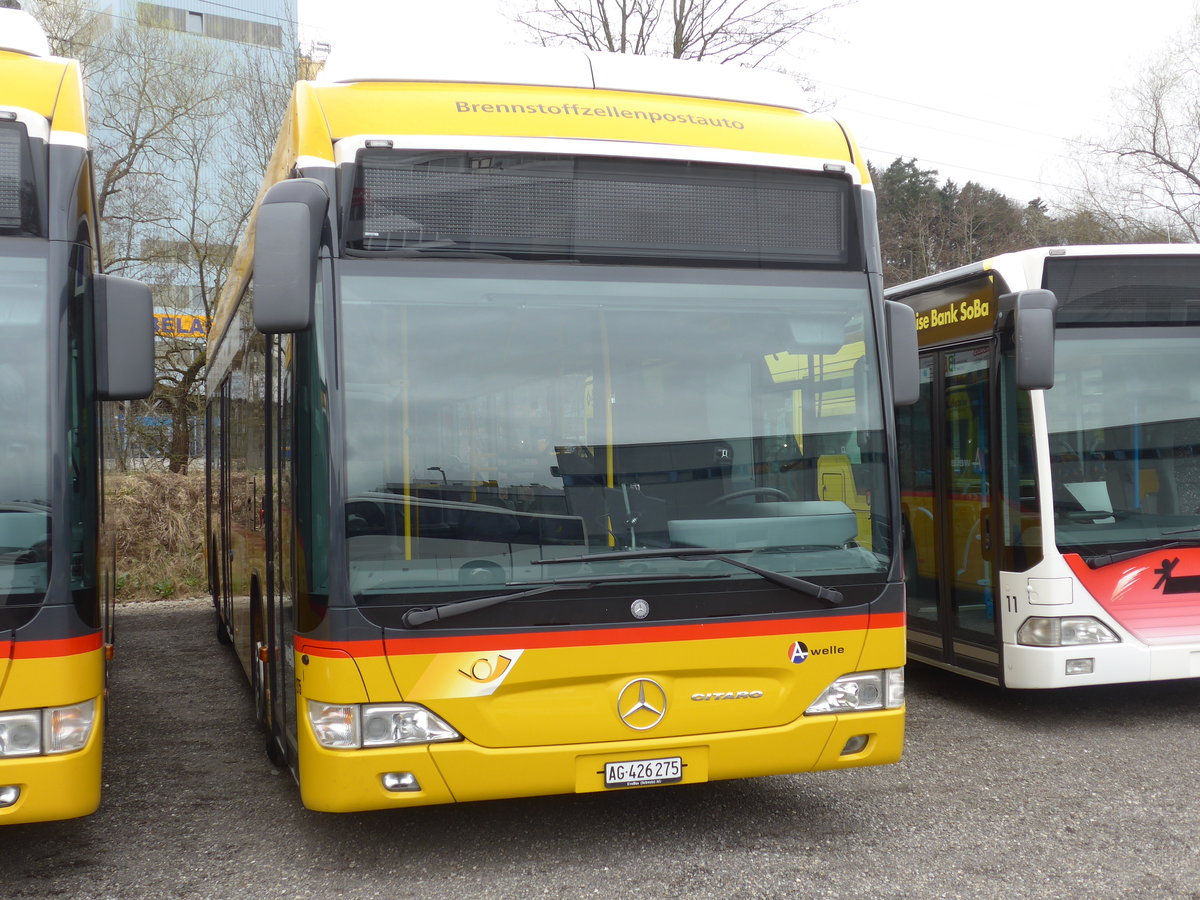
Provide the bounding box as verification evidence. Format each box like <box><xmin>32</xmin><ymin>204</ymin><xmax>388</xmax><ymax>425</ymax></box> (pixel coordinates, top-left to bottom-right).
<box><xmin>96</xmin><ymin>274</ymin><xmax>153</xmax><ymax>400</ymax></box>
<box><xmin>1008</xmin><ymin>289</ymin><xmax>1057</xmax><ymax>390</ymax></box>
<box><xmin>885</xmin><ymin>299</ymin><xmax>919</xmax><ymax>406</ymax></box>
<box><xmin>253</xmin><ymin>178</ymin><xmax>329</xmax><ymax>333</ymax></box>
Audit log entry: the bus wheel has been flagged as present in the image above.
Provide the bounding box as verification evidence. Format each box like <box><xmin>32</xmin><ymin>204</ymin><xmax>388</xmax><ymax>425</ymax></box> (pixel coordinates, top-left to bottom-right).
<box><xmin>215</xmin><ymin>607</ymin><xmax>232</xmax><ymax>647</ymax></box>
<box><xmin>211</xmin><ymin>539</ymin><xmax>232</xmax><ymax>646</ymax></box>
<box><xmin>265</xmin><ymin>733</ymin><xmax>287</xmax><ymax>768</ymax></box>
<box><xmin>250</xmin><ymin>590</ymin><xmax>267</xmax><ymax>726</ymax></box>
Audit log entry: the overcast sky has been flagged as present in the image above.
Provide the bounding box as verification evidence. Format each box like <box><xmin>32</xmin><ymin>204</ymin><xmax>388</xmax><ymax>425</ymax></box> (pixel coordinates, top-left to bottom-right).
<box><xmin>296</xmin><ymin>0</ymin><xmax>1198</xmax><ymax>207</ymax></box>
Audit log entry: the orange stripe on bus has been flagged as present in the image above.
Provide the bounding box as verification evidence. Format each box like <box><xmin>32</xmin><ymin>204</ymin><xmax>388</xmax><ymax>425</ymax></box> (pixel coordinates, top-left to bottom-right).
<box><xmin>296</xmin><ymin>612</ymin><xmax>903</xmax><ymax>658</ymax></box>
<box><xmin>9</xmin><ymin>632</ymin><xmax>104</xmax><ymax>660</ymax></box>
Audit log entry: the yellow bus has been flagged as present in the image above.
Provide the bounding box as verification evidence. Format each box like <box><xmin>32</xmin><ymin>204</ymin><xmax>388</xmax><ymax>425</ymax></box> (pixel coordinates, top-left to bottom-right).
<box><xmin>205</xmin><ymin>46</ymin><xmax>918</xmax><ymax>811</ymax></box>
<box><xmin>891</xmin><ymin>244</ymin><xmax>1200</xmax><ymax>688</ymax></box>
<box><xmin>0</xmin><ymin>5</ymin><xmax>152</xmax><ymax>824</ymax></box>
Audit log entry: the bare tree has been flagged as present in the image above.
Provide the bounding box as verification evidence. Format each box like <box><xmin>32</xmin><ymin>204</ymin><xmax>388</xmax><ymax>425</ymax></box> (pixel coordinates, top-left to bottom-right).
<box><xmin>1073</xmin><ymin>14</ymin><xmax>1200</xmax><ymax>241</ymax></box>
<box><xmin>518</xmin><ymin>0</ymin><xmax>660</xmax><ymax>53</ymax></box>
<box><xmin>516</xmin><ymin>0</ymin><xmax>849</xmax><ymax>68</ymax></box>
<box><xmin>30</xmin><ymin>0</ymin><xmax>112</xmax><ymax>75</ymax></box>
<box><xmin>143</xmin><ymin>38</ymin><xmax>296</xmax><ymax>474</ymax></box>
<box><xmin>30</xmin><ymin>0</ymin><xmax>297</xmax><ymax>473</ymax></box>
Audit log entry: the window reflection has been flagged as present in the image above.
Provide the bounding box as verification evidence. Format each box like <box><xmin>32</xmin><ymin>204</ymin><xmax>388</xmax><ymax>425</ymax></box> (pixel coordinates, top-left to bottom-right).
<box><xmin>0</xmin><ymin>252</ymin><xmax>50</xmax><ymax>604</ymax></box>
<box><xmin>339</xmin><ymin>266</ymin><xmax>891</xmax><ymax>596</ymax></box>
<box><xmin>1048</xmin><ymin>329</ymin><xmax>1200</xmax><ymax>553</ymax></box>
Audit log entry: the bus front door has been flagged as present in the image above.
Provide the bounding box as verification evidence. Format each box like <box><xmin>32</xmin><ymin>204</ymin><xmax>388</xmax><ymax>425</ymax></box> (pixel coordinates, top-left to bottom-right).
<box><xmin>899</xmin><ymin>346</ymin><xmax>1000</xmax><ymax>680</ymax></box>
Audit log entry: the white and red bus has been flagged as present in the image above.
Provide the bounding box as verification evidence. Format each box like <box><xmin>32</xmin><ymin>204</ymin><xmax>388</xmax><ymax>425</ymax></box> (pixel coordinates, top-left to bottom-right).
<box><xmin>890</xmin><ymin>244</ymin><xmax>1200</xmax><ymax>688</ymax></box>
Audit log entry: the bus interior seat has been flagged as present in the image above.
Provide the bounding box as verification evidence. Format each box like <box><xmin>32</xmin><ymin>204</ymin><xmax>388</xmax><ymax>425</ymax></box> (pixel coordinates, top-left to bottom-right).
<box><xmin>557</xmin><ymin>442</ymin><xmax>732</xmax><ymax>545</ymax></box>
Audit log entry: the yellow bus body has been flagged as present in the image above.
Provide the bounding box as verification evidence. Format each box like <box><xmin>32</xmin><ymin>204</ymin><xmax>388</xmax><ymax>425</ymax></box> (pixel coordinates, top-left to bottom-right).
<box><xmin>0</xmin><ymin>647</ymin><xmax>104</xmax><ymax>824</ymax></box>
<box><xmin>0</xmin><ymin>22</ymin><xmax>108</xmax><ymax>825</ymax></box>
<box><xmin>295</xmin><ymin>620</ymin><xmax>903</xmax><ymax>812</ymax></box>
<box><xmin>209</xmin><ymin>53</ymin><xmax>904</xmax><ymax>811</ymax></box>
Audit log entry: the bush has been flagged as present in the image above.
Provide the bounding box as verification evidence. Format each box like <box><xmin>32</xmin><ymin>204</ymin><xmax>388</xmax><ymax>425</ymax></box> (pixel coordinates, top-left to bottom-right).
<box><xmin>106</xmin><ymin>471</ymin><xmax>206</xmax><ymax>601</ymax></box>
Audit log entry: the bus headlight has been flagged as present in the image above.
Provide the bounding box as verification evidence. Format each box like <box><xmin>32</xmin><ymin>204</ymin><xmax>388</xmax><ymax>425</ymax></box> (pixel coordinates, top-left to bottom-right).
<box><xmin>361</xmin><ymin>704</ymin><xmax>459</xmax><ymax>747</ymax></box>
<box><xmin>1017</xmin><ymin>616</ymin><xmax>1120</xmax><ymax>647</ymax></box>
<box><xmin>307</xmin><ymin>701</ymin><xmax>460</xmax><ymax>749</ymax></box>
<box><xmin>805</xmin><ymin>669</ymin><xmax>905</xmax><ymax>715</ymax></box>
<box><xmin>307</xmin><ymin>702</ymin><xmax>359</xmax><ymax>749</ymax></box>
<box><xmin>0</xmin><ymin>699</ymin><xmax>95</xmax><ymax>757</ymax></box>
<box><xmin>44</xmin><ymin>699</ymin><xmax>95</xmax><ymax>754</ymax></box>
<box><xmin>0</xmin><ymin>711</ymin><xmax>42</xmax><ymax>758</ymax></box>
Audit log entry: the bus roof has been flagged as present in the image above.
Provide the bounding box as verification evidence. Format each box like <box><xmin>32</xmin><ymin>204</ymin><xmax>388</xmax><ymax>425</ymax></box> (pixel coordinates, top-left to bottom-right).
<box><xmin>0</xmin><ymin>9</ymin><xmax>87</xmax><ymax>143</ymax></box>
<box><xmin>319</xmin><ymin>46</ymin><xmax>810</xmax><ymax>112</ymax></box>
<box><xmin>287</xmin><ymin>48</ymin><xmax>864</xmax><ymax>176</ymax></box>
<box><xmin>886</xmin><ymin>243</ymin><xmax>1200</xmax><ymax>301</ymax></box>
<box><xmin>210</xmin><ymin>49</ymin><xmax>871</xmax><ymax>357</ymax></box>
<box><xmin>0</xmin><ymin>7</ymin><xmax>51</xmax><ymax>57</ymax></box>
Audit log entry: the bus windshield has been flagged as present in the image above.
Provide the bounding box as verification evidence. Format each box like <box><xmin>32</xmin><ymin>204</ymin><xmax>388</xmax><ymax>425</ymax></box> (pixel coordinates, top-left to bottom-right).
<box><xmin>1047</xmin><ymin>327</ymin><xmax>1200</xmax><ymax>555</ymax></box>
<box><xmin>0</xmin><ymin>247</ymin><xmax>51</xmax><ymax>605</ymax></box>
<box><xmin>338</xmin><ymin>262</ymin><xmax>891</xmax><ymax>601</ymax></box>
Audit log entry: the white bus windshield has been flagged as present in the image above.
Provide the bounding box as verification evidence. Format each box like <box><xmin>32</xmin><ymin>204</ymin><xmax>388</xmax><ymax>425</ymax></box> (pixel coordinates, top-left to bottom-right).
<box><xmin>1047</xmin><ymin>327</ymin><xmax>1200</xmax><ymax>554</ymax></box>
<box><xmin>337</xmin><ymin>263</ymin><xmax>891</xmax><ymax>600</ymax></box>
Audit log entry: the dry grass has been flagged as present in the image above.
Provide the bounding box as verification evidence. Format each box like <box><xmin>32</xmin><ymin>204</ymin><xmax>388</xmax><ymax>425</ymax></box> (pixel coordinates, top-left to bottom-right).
<box><xmin>106</xmin><ymin>471</ymin><xmax>207</xmax><ymax>601</ymax></box>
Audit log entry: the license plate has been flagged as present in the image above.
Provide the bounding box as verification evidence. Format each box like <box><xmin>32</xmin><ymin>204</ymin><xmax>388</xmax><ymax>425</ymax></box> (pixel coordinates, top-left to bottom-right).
<box><xmin>604</xmin><ymin>756</ymin><xmax>683</xmax><ymax>788</ymax></box>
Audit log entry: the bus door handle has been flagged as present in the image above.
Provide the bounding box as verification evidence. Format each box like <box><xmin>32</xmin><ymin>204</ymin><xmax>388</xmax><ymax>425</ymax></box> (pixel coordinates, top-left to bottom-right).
<box><xmin>980</xmin><ymin>507</ymin><xmax>992</xmax><ymax>552</ymax></box>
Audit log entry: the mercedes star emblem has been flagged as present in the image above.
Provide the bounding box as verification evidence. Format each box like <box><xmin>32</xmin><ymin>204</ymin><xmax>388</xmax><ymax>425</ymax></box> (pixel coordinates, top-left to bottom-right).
<box><xmin>617</xmin><ymin>677</ymin><xmax>668</xmax><ymax>730</ymax></box>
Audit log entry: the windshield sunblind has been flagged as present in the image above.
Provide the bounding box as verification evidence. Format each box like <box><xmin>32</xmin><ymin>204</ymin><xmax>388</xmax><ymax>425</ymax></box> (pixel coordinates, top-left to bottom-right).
<box><xmin>1045</xmin><ymin>256</ymin><xmax>1200</xmax><ymax>326</ymax></box>
<box><xmin>344</xmin><ymin>150</ymin><xmax>859</xmax><ymax>268</ymax></box>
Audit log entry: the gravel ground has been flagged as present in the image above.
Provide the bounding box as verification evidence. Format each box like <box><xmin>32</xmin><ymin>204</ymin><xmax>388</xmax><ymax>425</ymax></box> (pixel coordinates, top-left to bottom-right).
<box><xmin>4</xmin><ymin>597</ymin><xmax>1200</xmax><ymax>899</ymax></box>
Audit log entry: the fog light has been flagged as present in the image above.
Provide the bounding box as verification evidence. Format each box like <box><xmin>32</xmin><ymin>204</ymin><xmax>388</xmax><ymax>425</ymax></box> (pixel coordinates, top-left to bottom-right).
<box><xmin>382</xmin><ymin>772</ymin><xmax>420</xmax><ymax>792</ymax></box>
<box><xmin>840</xmin><ymin>735</ymin><xmax>869</xmax><ymax>755</ymax></box>
<box><xmin>1065</xmin><ymin>658</ymin><xmax>1094</xmax><ymax>676</ymax></box>
<box><xmin>0</xmin><ymin>786</ymin><xmax>19</xmax><ymax>808</ymax></box>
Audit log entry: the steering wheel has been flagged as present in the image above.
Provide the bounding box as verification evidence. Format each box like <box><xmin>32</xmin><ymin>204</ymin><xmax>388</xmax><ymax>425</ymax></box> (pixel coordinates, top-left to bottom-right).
<box><xmin>707</xmin><ymin>487</ymin><xmax>790</xmax><ymax>505</ymax></box>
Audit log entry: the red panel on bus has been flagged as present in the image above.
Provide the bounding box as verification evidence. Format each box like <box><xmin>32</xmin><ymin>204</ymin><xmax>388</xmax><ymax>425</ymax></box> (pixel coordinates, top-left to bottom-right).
<box><xmin>1065</xmin><ymin>549</ymin><xmax>1200</xmax><ymax>644</ymax></box>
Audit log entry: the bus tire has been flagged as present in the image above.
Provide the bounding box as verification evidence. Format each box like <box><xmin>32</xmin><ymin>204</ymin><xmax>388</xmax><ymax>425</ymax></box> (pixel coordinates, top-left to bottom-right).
<box><xmin>250</xmin><ymin>585</ymin><xmax>267</xmax><ymax>726</ymax></box>
<box><xmin>266</xmin><ymin>733</ymin><xmax>287</xmax><ymax>768</ymax></box>
<box><xmin>211</xmin><ymin>539</ymin><xmax>232</xmax><ymax>646</ymax></box>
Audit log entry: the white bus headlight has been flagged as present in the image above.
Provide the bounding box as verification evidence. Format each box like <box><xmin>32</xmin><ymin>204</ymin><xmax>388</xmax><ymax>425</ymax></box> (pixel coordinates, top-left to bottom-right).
<box><xmin>806</xmin><ymin>669</ymin><xmax>905</xmax><ymax>715</ymax></box>
<box><xmin>0</xmin><ymin>711</ymin><xmax>41</xmax><ymax>758</ymax></box>
<box><xmin>307</xmin><ymin>702</ymin><xmax>359</xmax><ymax>749</ymax></box>
<box><xmin>308</xmin><ymin>701</ymin><xmax>460</xmax><ymax>749</ymax></box>
<box><xmin>44</xmin><ymin>699</ymin><xmax>95</xmax><ymax>754</ymax></box>
<box><xmin>0</xmin><ymin>700</ymin><xmax>94</xmax><ymax>757</ymax></box>
<box><xmin>361</xmin><ymin>704</ymin><xmax>459</xmax><ymax>747</ymax></box>
<box><xmin>1017</xmin><ymin>616</ymin><xmax>1120</xmax><ymax>647</ymax></box>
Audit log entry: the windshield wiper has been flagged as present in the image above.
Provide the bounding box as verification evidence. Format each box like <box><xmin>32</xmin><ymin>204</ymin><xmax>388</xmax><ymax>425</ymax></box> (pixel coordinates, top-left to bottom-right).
<box><xmin>1081</xmin><ymin>538</ymin><xmax>1200</xmax><ymax>569</ymax></box>
<box><xmin>400</xmin><ymin>572</ymin><xmax>728</xmax><ymax>628</ymax></box>
<box><xmin>535</xmin><ymin>547</ymin><xmax>845</xmax><ymax>607</ymax></box>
